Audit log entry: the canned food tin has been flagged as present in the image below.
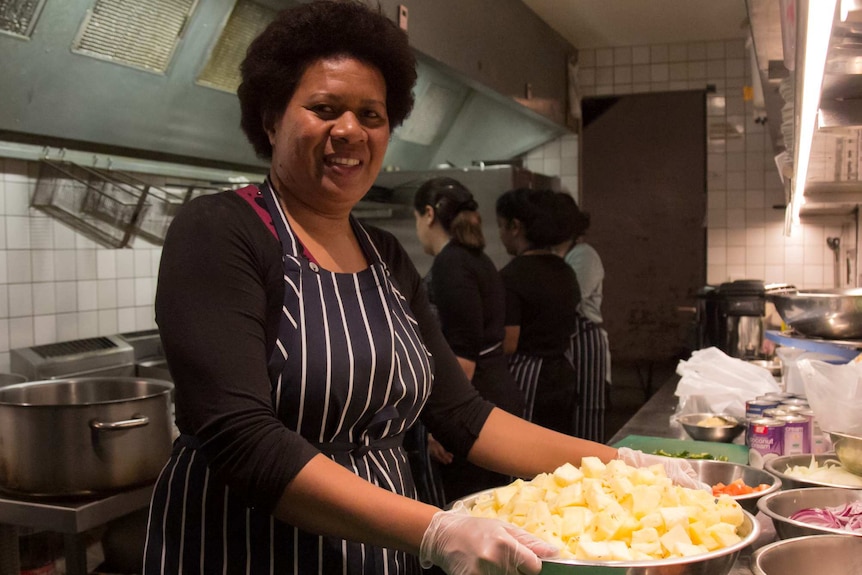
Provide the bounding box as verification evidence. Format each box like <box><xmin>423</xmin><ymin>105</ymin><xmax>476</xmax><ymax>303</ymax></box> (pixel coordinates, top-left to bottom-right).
<box><xmin>780</xmin><ymin>398</ymin><xmax>810</xmax><ymax>409</ymax></box>
<box><xmin>800</xmin><ymin>408</ymin><xmax>831</xmax><ymax>454</ymax></box>
<box><xmin>761</xmin><ymin>392</ymin><xmax>798</xmax><ymax>402</ymax></box>
<box><xmin>781</xmin><ymin>404</ymin><xmax>810</xmax><ymax>415</ymax></box>
<box><xmin>746</xmin><ymin>417</ymin><xmax>785</xmax><ymax>458</ymax></box>
<box><xmin>763</xmin><ymin>407</ymin><xmax>790</xmax><ymax>419</ymax></box>
<box><xmin>776</xmin><ymin>414</ymin><xmax>811</xmax><ymax>455</ymax></box>
<box><xmin>746</xmin><ymin>399</ymin><xmax>780</xmax><ymax>418</ymax></box>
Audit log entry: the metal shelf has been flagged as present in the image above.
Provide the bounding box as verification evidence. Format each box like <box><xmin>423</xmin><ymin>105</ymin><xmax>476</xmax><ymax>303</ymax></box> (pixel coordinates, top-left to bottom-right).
<box><xmin>0</xmin><ymin>484</ymin><xmax>153</xmax><ymax>575</ymax></box>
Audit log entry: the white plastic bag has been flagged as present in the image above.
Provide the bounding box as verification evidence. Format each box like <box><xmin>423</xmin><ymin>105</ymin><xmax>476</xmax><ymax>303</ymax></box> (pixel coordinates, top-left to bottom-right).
<box><xmin>776</xmin><ymin>347</ymin><xmax>847</xmax><ymax>395</ymax></box>
<box><xmin>674</xmin><ymin>347</ymin><xmax>781</xmax><ymax>420</ymax></box>
<box><xmin>797</xmin><ymin>359</ymin><xmax>862</xmax><ymax>435</ymax></box>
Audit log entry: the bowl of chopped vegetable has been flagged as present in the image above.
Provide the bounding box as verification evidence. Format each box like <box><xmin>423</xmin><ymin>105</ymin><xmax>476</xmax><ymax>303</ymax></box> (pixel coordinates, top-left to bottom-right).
<box><xmin>764</xmin><ymin>453</ymin><xmax>862</xmax><ymax>489</ymax></box>
<box><xmin>757</xmin><ymin>487</ymin><xmax>862</xmax><ymax>539</ymax></box>
<box><xmin>688</xmin><ymin>459</ymin><xmax>781</xmax><ymax>514</ymax></box>
<box><xmin>829</xmin><ymin>431</ymin><xmax>862</xmax><ymax>476</ymax></box>
<box><xmin>461</xmin><ymin>457</ymin><xmax>761</xmax><ymax>575</ymax></box>
<box><xmin>751</xmin><ymin>534</ymin><xmax>862</xmax><ymax>575</ymax></box>
<box><xmin>677</xmin><ymin>413</ymin><xmax>745</xmax><ymax>443</ymax></box>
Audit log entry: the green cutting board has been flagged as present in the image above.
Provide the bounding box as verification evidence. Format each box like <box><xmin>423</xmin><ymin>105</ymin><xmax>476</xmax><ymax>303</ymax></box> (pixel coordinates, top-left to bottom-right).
<box><xmin>612</xmin><ymin>435</ymin><xmax>750</xmax><ymax>464</ymax></box>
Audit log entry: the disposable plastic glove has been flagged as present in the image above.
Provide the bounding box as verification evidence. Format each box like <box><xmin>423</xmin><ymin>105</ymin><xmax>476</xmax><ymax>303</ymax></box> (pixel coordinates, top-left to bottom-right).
<box><xmin>420</xmin><ymin>509</ymin><xmax>559</xmax><ymax>575</ymax></box>
<box><xmin>617</xmin><ymin>446</ymin><xmax>710</xmax><ymax>490</ymax></box>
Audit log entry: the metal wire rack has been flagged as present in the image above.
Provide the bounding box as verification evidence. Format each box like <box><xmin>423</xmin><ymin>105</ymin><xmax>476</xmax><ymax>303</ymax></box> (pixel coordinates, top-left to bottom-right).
<box><xmin>32</xmin><ymin>159</ymin><xmax>149</xmax><ymax>248</ymax></box>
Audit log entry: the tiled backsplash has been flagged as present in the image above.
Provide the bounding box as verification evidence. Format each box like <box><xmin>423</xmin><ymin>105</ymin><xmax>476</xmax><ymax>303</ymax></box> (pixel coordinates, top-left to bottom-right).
<box><xmin>0</xmin><ymin>158</ymin><xmax>162</xmax><ymax>373</ymax></box>
<box><xmin>523</xmin><ymin>38</ymin><xmax>852</xmax><ymax>290</ymax></box>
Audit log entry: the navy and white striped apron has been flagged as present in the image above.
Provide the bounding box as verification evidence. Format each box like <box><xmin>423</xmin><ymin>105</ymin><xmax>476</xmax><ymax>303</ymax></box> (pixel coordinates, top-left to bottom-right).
<box><xmin>143</xmin><ymin>182</ymin><xmax>432</xmax><ymax>575</ymax></box>
<box><xmin>508</xmin><ymin>352</ymin><xmax>576</xmax><ymax>436</ymax></box>
<box><xmin>565</xmin><ymin>314</ymin><xmax>610</xmax><ymax>443</ymax></box>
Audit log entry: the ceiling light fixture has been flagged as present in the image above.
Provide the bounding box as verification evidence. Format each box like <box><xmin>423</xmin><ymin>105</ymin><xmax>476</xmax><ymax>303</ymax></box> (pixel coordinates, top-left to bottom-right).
<box><xmin>787</xmin><ymin>0</ymin><xmax>837</xmax><ymax>236</ymax></box>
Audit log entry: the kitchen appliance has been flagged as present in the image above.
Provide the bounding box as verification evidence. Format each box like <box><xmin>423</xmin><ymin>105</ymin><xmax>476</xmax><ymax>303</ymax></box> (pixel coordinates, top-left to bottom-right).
<box><xmin>696</xmin><ymin>279</ymin><xmax>766</xmax><ymax>360</ymax></box>
<box><xmin>10</xmin><ymin>336</ymin><xmax>136</xmax><ymax>380</ymax></box>
<box><xmin>0</xmin><ymin>377</ymin><xmax>173</xmax><ymax>497</ymax></box>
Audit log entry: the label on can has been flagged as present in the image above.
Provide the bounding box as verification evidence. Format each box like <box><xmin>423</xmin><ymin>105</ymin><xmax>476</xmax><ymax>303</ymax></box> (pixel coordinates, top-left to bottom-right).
<box><xmin>776</xmin><ymin>414</ymin><xmax>811</xmax><ymax>455</ymax></box>
<box><xmin>746</xmin><ymin>399</ymin><xmax>779</xmax><ymax>418</ymax></box>
<box><xmin>746</xmin><ymin>417</ymin><xmax>785</xmax><ymax>457</ymax></box>
<box><xmin>799</xmin><ymin>408</ymin><xmax>831</xmax><ymax>454</ymax></box>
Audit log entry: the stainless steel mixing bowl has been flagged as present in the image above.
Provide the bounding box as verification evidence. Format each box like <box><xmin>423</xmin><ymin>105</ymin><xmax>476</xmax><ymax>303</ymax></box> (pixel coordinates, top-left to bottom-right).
<box><xmin>677</xmin><ymin>413</ymin><xmax>746</xmax><ymax>443</ymax></box>
<box><xmin>687</xmin><ymin>459</ymin><xmax>781</xmax><ymax>514</ymax></box>
<box><xmin>764</xmin><ymin>453</ymin><xmax>862</xmax><ymax>489</ymax></box>
<box><xmin>768</xmin><ymin>288</ymin><xmax>862</xmax><ymax>339</ymax></box>
<box><xmin>751</xmin><ymin>534</ymin><xmax>862</xmax><ymax>575</ymax></box>
<box><xmin>457</xmin><ymin>488</ymin><xmax>761</xmax><ymax>575</ymax></box>
<box><xmin>829</xmin><ymin>431</ymin><xmax>862</xmax><ymax>476</ymax></box>
<box><xmin>756</xmin><ymin>487</ymin><xmax>862</xmax><ymax>539</ymax></box>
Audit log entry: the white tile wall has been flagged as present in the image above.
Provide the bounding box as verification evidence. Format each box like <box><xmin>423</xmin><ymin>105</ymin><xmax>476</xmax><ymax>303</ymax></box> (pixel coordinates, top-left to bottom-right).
<box><xmin>0</xmin><ymin>158</ymin><xmax>161</xmax><ymax>373</ymax></box>
<box><xmin>524</xmin><ymin>38</ymin><xmax>852</xmax><ymax>292</ymax></box>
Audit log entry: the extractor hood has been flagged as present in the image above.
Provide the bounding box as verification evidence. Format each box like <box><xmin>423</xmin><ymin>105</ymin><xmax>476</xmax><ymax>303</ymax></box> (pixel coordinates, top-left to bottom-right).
<box><xmin>747</xmin><ymin>0</ymin><xmax>862</xmax><ymax>217</ymax></box>
<box><xmin>0</xmin><ymin>0</ymin><xmax>568</xmax><ymax>174</ymax></box>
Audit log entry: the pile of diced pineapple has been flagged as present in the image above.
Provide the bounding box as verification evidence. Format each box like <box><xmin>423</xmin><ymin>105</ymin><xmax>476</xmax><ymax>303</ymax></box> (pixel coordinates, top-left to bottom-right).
<box><xmin>466</xmin><ymin>457</ymin><xmax>744</xmax><ymax>561</ymax></box>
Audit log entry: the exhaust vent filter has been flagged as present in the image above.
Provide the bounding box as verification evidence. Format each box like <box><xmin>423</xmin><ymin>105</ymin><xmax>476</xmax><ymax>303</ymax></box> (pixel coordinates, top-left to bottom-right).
<box><xmin>0</xmin><ymin>0</ymin><xmax>47</xmax><ymax>39</ymax></box>
<box><xmin>72</xmin><ymin>0</ymin><xmax>197</xmax><ymax>74</ymax></box>
<box><xmin>197</xmin><ymin>0</ymin><xmax>275</xmax><ymax>94</ymax></box>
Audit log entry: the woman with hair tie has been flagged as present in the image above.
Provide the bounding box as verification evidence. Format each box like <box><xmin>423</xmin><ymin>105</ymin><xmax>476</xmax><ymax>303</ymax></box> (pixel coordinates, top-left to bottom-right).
<box><xmin>413</xmin><ymin>177</ymin><xmax>524</xmax><ymax>502</ymax></box>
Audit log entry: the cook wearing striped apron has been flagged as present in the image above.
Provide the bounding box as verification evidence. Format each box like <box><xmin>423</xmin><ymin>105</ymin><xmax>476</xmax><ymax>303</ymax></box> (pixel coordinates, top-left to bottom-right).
<box><xmin>143</xmin><ymin>183</ymin><xmax>478</xmax><ymax>574</ymax></box>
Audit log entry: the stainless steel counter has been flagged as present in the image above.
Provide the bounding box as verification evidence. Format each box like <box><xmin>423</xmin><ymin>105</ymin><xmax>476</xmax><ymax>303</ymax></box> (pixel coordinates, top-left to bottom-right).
<box><xmin>0</xmin><ymin>484</ymin><xmax>153</xmax><ymax>575</ymax></box>
<box><xmin>608</xmin><ymin>375</ymin><xmax>778</xmax><ymax>575</ymax></box>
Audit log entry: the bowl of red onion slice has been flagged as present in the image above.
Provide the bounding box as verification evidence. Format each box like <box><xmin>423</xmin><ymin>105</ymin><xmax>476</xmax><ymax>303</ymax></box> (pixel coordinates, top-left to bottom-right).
<box><xmin>757</xmin><ymin>487</ymin><xmax>862</xmax><ymax>539</ymax></box>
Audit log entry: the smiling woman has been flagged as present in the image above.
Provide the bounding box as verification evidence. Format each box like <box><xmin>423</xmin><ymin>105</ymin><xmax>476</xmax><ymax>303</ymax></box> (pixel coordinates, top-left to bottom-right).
<box><xmin>142</xmin><ymin>2</ymin><xmax>692</xmax><ymax>575</ymax></box>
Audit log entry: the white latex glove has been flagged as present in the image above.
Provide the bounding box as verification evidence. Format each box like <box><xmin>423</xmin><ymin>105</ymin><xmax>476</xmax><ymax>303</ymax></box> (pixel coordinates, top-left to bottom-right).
<box><xmin>420</xmin><ymin>509</ymin><xmax>559</xmax><ymax>575</ymax></box>
<box><xmin>617</xmin><ymin>446</ymin><xmax>710</xmax><ymax>491</ymax></box>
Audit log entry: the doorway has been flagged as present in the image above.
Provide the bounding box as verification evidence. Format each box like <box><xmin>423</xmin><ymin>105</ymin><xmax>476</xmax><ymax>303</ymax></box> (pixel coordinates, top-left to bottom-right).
<box><xmin>581</xmin><ymin>91</ymin><xmax>707</xmax><ymax>398</ymax></box>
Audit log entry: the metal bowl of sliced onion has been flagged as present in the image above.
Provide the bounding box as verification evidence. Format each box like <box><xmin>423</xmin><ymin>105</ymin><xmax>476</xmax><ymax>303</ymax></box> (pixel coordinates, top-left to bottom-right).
<box><xmin>757</xmin><ymin>487</ymin><xmax>862</xmax><ymax>539</ymax></box>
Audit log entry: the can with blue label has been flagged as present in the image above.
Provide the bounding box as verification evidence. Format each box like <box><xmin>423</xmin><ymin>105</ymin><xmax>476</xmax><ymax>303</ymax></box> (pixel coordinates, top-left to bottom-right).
<box><xmin>746</xmin><ymin>399</ymin><xmax>779</xmax><ymax>419</ymax></box>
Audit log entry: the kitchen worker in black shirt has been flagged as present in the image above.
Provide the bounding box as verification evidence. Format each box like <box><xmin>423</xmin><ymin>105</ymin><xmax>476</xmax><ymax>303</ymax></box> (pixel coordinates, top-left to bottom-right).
<box><xmin>413</xmin><ymin>177</ymin><xmax>525</xmax><ymax>503</ymax></box>
<box><xmin>496</xmin><ymin>189</ymin><xmax>581</xmax><ymax>435</ymax></box>
<box><xmin>144</xmin><ymin>3</ymin><xmax>706</xmax><ymax>575</ymax></box>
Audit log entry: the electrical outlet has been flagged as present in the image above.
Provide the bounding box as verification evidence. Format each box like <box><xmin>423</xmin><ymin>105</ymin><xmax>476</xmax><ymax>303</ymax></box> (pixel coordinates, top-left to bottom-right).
<box><xmin>398</xmin><ymin>5</ymin><xmax>408</xmax><ymax>31</ymax></box>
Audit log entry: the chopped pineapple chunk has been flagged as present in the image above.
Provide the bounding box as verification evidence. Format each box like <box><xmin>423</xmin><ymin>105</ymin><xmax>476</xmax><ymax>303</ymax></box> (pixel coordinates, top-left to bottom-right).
<box><xmin>465</xmin><ymin>457</ymin><xmax>745</xmax><ymax>561</ymax></box>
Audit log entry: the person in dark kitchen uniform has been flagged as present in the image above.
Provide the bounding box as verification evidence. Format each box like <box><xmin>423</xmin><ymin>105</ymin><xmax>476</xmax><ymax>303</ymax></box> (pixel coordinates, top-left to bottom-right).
<box><xmin>496</xmin><ymin>189</ymin><xmax>581</xmax><ymax>436</ymax></box>
<box><xmin>413</xmin><ymin>177</ymin><xmax>525</xmax><ymax>503</ymax></box>
<box><xmin>144</xmin><ymin>3</ymin><xmax>706</xmax><ymax>575</ymax></box>
<box><xmin>554</xmin><ymin>192</ymin><xmax>611</xmax><ymax>444</ymax></box>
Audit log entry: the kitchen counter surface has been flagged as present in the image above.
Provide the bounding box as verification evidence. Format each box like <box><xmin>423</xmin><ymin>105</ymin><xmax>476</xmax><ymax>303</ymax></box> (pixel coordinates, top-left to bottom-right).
<box><xmin>608</xmin><ymin>374</ymin><xmax>777</xmax><ymax>575</ymax></box>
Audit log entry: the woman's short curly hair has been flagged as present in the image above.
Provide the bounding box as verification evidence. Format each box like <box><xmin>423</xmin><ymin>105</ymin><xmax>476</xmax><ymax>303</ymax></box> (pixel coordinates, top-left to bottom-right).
<box><xmin>238</xmin><ymin>0</ymin><xmax>417</xmax><ymax>159</ymax></box>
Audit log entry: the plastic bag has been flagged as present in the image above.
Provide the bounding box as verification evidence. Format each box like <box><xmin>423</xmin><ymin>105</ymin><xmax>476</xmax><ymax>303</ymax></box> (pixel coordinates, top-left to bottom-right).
<box><xmin>674</xmin><ymin>347</ymin><xmax>781</xmax><ymax>420</ymax></box>
<box><xmin>797</xmin><ymin>359</ymin><xmax>862</xmax><ymax>435</ymax></box>
<box><xmin>775</xmin><ymin>347</ymin><xmax>847</xmax><ymax>395</ymax></box>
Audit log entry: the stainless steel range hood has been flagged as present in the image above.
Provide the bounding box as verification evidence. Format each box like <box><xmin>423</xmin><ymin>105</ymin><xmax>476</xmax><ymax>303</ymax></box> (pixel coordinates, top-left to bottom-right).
<box><xmin>0</xmin><ymin>0</ymin><xmax>568</xmax><ymax>173</ymax></box>
<box><xmin>748</xmin><ymin>0</ymin><xmax>862</xmax><ymax>215</ymax></box>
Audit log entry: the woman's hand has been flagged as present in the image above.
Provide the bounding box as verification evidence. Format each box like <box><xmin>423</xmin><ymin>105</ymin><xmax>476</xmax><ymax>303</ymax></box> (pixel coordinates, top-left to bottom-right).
<box><xmin>420</xmin><ymin>509</ymin><xmax>558</xmax><ymax>575</ymax></box>
<box><xmin>427</xmin><ymin>433</ymin><xmax>454</xmax><ymax>465</ymax></box>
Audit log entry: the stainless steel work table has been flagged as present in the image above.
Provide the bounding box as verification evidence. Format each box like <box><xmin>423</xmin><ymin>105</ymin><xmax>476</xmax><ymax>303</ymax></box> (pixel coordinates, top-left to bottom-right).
<box><xmin>608</xmin><ymin>375</ymin><xmax>777</xmax><ymax>575</ymax></box>
<box><xmin>0</xmin><ymin>483</ymin><xmax>153</xmax><ymax>575</ymax></box>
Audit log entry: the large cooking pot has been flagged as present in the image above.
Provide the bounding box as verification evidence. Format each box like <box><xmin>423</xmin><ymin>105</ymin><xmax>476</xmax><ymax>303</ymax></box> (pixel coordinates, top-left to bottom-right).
<box><xmin>0</xmin><ymin>377</ymin><xmax>173</xmax><ymax>498</ymax></box>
